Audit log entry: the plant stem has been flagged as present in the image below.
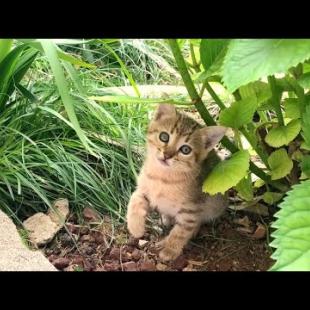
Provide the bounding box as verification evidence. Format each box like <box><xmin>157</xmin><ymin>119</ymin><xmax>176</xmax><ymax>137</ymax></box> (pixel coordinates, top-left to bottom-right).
<box><xmin>189</xmin><ymin>43</ymin><xmax>200</xmax><ymax>73</ymax></box>
<box><xmin>268</xmin><ymin>75</ymin><xmax>284</xmax><ymax>126</ymax></box>
<box><xmin>168</xmin><ymin>39</ymin><xmax>279</xmax><ymax>188</ymax></box>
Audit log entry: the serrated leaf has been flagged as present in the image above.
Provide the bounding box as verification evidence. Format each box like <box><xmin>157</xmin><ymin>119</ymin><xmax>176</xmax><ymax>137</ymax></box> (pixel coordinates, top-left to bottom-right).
<box><xmin>301</xmin><ymin>104</ymin><xmax>310</xmax><ymax>149</ymax></box>
<box><xmin>300</xmin><ymin>155</ymin><xmax>310</xmax><ymax>177</ymax></box>
<box><xmin>222</xmin><ymin>39</ymin><xmax>310</xmax><ymax>92</ymax></box>
<box><xmin>284</xmin><ymin>98</ymin><xmax>301</xmax><ymax>119</ymax></box>
<box><xmin>235</xmin><ymin>174</ymin><xmax>253</xmax><ymax>201</ymax></box>
<box><xmin>203</xmin><ymin>150</ymin><xmax>250</xmax><ymax>195</ymax></box>
<box><xmin>200</xmin><ymin>39</ymin><xmax>228</xmax><ymax>71</ymax></box>
<box><xmin>265</xmin><ymin>119</ymin><xmax>301</xmax><ymax>147</ymax></box>
<box><xmin>268</xmin><ymin>148</ymin><xmax>293</xmax><ymax>180</ymax></box>
<box><xmin>239</xmin><ymin>81</ymin><xmax>272</xmax><ymax>105</ymax></box>
<box><xmin>195</xmin><ymin>40</ymin><xmax>229</xmax><ymax>82</ymax></box>
<box><xmin>270</xmin><ymin>180</ymin><xmax>310</xmax><ymax>271</ymax></box>
<box><xmin>297</xmin><ymin>72</ymin><xmax>310</xmax><ymax>89</ymax></box>
<box><xmin>219</xmin><ymin>98</ymin><xmax>257</xmax><ymax>129</ymax></box>
<box><xmin>263</xmin><ymin>192</ymin><xmax>284</xmax><ymax>205</ymax></box>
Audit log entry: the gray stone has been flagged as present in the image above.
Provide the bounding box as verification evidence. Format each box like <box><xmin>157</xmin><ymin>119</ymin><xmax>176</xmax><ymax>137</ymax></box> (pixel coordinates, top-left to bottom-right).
<box><xmin>23</xmin><ymin>213</ymin><xmax>59</xmax><ymax>246</ymax></box>
<box><xmin>0</xmin><ymin>210</ymin><xmax>57</xmax><ymax>271</ymax></box>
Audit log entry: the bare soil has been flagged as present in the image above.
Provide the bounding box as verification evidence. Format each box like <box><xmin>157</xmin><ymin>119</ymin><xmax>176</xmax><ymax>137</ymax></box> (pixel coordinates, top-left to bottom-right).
<box><xmin>43</xmin><ymin>209</ymin><xmax>274</xmax><ymax>272</ymax></box>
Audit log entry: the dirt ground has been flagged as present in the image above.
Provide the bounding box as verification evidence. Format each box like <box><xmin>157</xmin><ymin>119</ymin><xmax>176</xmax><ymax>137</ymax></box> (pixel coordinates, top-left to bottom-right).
<box><xmin>43</xmin><ymin>207</ymin><xmax>274</xmax><ymax>271</ymax></box>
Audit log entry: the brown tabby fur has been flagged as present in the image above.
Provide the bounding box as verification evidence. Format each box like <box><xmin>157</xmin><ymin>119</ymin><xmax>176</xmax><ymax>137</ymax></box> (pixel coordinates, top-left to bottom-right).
<box><xmin>126</xmin><ymin>104</ymin><xmax>228</xmax><ymax>261</ymax></box>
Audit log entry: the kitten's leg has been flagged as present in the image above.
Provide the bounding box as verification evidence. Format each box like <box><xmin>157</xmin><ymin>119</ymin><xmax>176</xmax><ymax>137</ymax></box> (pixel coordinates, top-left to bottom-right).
<box><xmin>159</xmin><ymin>212</ymin><xmax>201</xmax><ymax>262</ymax></box>
<box><xmin>127</xmin><ymin>191</ymin><xmax>150</xmax><ymax>238</ymax></box>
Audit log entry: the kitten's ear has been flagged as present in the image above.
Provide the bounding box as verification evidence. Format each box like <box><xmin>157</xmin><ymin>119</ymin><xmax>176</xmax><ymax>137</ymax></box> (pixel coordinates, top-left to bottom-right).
<box><xmin>200</xmin><ymin>126</ymin><xmax>227</xmax><ymax>153</ymax></box>
<box><xmin>154</xmin><ymin>104</ymin><xmax>176</xmax><ymax>120</ymax></box>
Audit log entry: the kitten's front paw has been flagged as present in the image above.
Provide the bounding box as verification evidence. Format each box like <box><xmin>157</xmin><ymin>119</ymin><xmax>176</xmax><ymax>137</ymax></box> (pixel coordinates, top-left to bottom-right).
<box><xmin>159</xmin><ymin>247</ymin><xmax>181</xmax><ymax>262</ymax></box>
<box><xmin>155</xmin><ymin>238</ymin><xmax>167</xmax><ymax>250</ymax></box>
<box><xmin>127</xmin><ymin>215</ymin><xmax>145</xmax><ymax>238</ymax></box>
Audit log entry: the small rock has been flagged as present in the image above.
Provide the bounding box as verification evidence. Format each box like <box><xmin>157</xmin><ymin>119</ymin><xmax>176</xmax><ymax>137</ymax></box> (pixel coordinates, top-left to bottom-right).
<box><xmin>156</xmin><ymin>263</ymin><xmax>168</xmax><ymax>271</ymax></box>
<box><xmin>71</xmin><ymin>256</ymin><xmax>84</xmax><ymax>266</ymax></box>
<box><xmin>23</xmin><ymin>213</ymin><xmax>59</xmax><ymax>246</ymax></box>
<box><xmin>83</xmin><ymin>259</ymin><xmax>95</xmax><ymax>271</ymax></box>
<box><xmin>104</xmin><ymin>262</ymin><xmax>120</xmax><ymax>271</ymax></box>
<box><xmin>139</xmin><ymin>261</ymin><xmax>156</xmax><ymax>271</ymax></box>
<box><xmin>233</xmin><ymin>216</ymin><xmax>251</xmax><ymax>228</ymax></box>
<box><xmin>47</xmin><ymin>198</ymin><xmax>69</xmax><ymax>227</ymax></box>
<box><xmin>79</xmin><ymin>227</ymin><xmax>89</xmax><ymax>235</ymax></box>
<box><xmin>80</xmin><ymin>234</ymin><xmax>96</xmax><ymax>243</ymax></box>
<box><xmin>53</xmin><ymin>257</ymin><xmax>70</xmax><ymax>270</ymax></box>
<box><xmin>66</xmin><ymin>223</ymin><xmax>78</xmax><ymax>234</ymax></box>
<box><xmin>85</xmin><ymin>245</ymin><xmax>96</xmax><ymax>255</ymax></box>
<box><xmin>83</xmin><ymin>207</ymin><xmax>101</xmax><ymax>222</ymax></box>
<box><xmin>171</xmin><ymin>255</ymin><xmax>188</xmax><ymax>270</ymax></box>
<box><xmin>95</xmin><ymin>267</ymin><xmax>106</xmax><ymax>272</ymax></box>
<box><xmin>59</xmin><ymin>233</ymin><xmax>74</xmax><ymax>246</ymax></box>
<box><xmin>252</xmin><ymin>223</ymin><xmax>266</xmax><ymax>240</ymax></box>
<box><xmin>236</xmin><ymin>227</ymin><xmax>254</xmax><ymax>234</ymax></box>
<box><xmin>63</xmin><ymin>264</ymin><xmax>79</xmax><ymax>272</ymax></box>
<box><xmin>182</xmin><ymin>263</ymin><xmax>195</xmax><ymax>271</ymax></box>
<box><xmin>48</xmin><ymin>254</ymin><xmax>58</xmax><ymax>263</ymax></box>
<box><xmin>131</xmin><ymin>249</ymin><xmax>142</xmax><ymax>261</ymax></box>
<box><xmin>109</xmin><ymin>248</ymin><xmax>120</xmax><ymax>260</ymax></box>
<box><xmin>138</xmin><ymin>239</ymin><xmax>148</xmax><ymax>248</ymax></box>
<box><xmin>122</xmin><ymin>261</ymin><xmax>138</xmax><ymax>271</ymax></box>
<box><xmin>91</xmin><ymin>231</ymin><xmax>105</xmax><ymax>244</ymax></box>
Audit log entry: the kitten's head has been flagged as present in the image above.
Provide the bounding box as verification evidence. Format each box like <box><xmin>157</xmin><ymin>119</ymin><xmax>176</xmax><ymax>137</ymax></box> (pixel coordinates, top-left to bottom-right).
<box><xmin>146</xmin><ymin>104</ymin><xmax>227</xmax><ymax>173</ymax></box>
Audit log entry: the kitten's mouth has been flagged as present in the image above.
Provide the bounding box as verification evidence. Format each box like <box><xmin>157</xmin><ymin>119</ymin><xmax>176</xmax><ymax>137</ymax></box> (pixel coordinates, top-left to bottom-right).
<box><xmin>158</xmin><ymin>158</ymin><xmax>170</xmax><ymax>166</ymax></box>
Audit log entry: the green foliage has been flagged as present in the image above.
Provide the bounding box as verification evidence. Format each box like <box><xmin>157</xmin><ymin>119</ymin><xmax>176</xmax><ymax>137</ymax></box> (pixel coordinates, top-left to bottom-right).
<box><xmin>235</xmin><ymin>174</ymin><xmax>253</xmax><ymax>201</ymax></box>
<box><xmin>219</xmin><ymin>97</ymin><xmax>257</xmax><ymax>129</ymax></box>
<box><xmin>265</xmin><ymin>119</ymin><xmax>301</xmax><ymax>147</ymax></box>
<box><xmin>268</xmin><ymin>148</ymin><xmax>293</xmax><ymax>180</ymax></box>
<box><xmin>239</xmin><ymin>81</ymin><xmax>272</xmax><ymax>105</ymax></box>
<box><xmin>270</xmin><ymin>180</ymin><xmax>310</xmax><ymax>271</ymax></box>
<box><xmin>284</xmin><ymin>98</ymin><xmax>301</xmax><ymax>119</ymax></box>
<box><xmin>222</xmin><ymin>39</ymin><xmax>310</xmax><ymax>92</ymax></box>
<box><xmin>263</xmin><ymin>192</ymin><xmax>284</xmax><ymax>205</ymax></box>
<box><xmin>203</xmin><ymin>150</ymin><xmax>250</xmax><ymax>195</ymax></box>
<box><xmin>300</xmin><ymin>155</ymin><xmax>310</xmax><ymax>177</ymax></box>
<box><xmin>301</xmin><ymin>104</ymin><xmax>310</xmax><ymax>149</ymax></box>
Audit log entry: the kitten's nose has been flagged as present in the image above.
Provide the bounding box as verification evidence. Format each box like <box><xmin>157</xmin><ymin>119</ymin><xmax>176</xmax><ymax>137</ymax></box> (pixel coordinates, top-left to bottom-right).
<box><xmin>163</xmin><ymin>152</ymin><xmax>173</xmax><ymax>160</ymax></box>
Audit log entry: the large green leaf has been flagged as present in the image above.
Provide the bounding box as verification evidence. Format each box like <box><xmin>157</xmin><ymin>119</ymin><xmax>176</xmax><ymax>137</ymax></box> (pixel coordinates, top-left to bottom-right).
<box><xmin>200</xmin><ymin>39</ymin><xmax>228</xmax><ymax>70</ymax></box>
<box><xmin>222</xmin><ymin>39</ymin><xmax>310</xmax><ymax>92</ymax></box>
<box><xmin>268</xmin><ymin>148</ymin><xmax>293</xmax><ymax>180</ymax></box>
<box><xmin>203</xmin><ymin>150</ymin><xmax>250</xmax><ymax>195</ymax></box>
<box><xmin>219</xmin><ymin>97</ymin><xmax>257</xmax><ymax>129</ymax></box>
<box><xmin>297</xmin><ymin>72</ymin><xmax>310</xmax><ymax>89</ymax></box>
<box><xmin>239</xmin><ymin>81</ymin><xmax>272</xmax><ymax>105</ymax></box>
<box><xmin>284</xmin><ymin>98</ymin><xmax>301</xmax><ymax>119</ymax></box>
<box><xmin>265</xmin><ymin>119</ymin><xmax>301</xmax><ymax>147</ymax></box>
<box><xmin>270</xmin><ymin>179</ymin><xmax>310</xmax><ymax>271</ymax></box>
<box><xmin>40</xmin><ymin>40</ymin><xmax>94</xmax><ymax>155</ymax></box>
<box><xmin>196</xmin><ymin>40</ymin><xmax>229</xmax><ymax>82</ymax></box>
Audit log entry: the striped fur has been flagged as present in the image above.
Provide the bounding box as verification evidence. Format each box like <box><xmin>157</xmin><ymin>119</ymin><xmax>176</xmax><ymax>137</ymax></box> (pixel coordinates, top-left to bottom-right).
<box><xmin>127</xmin><ymin>104</ymin><xmax>228</xmax><ymax>262</ymax></box>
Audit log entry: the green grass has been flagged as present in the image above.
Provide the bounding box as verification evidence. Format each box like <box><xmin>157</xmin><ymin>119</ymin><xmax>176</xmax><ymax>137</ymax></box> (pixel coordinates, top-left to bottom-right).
<box><xmin>1</xmin><ymin>39</ymin><xmax>179</xmax><ymax>224</ymax></box>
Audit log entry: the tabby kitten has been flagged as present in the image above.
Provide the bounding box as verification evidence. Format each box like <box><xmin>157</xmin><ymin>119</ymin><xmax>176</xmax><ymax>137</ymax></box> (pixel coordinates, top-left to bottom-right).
<box><xmin>126</xmin><ymin>104</ymin><xmax>228</xmax><ymax>262</ymax></box>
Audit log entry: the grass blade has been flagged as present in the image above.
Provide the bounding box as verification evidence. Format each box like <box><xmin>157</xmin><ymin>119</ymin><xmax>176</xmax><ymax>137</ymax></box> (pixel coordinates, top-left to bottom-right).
<box><xmin>39</xmin><ymin>39</ymin><xmax>95</xmax><ymax>155</ymax></box>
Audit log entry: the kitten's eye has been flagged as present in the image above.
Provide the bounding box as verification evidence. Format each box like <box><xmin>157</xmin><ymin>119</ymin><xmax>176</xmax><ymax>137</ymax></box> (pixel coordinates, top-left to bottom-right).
<box><xmin>159</xmin><ymin>132</ymin><xmax>169</xmax><ymax>143</ymax></box>
<box><xmin>179</xmin><ymin>145</ymin><xmax>192</xmax><ymax>155</ymax></box>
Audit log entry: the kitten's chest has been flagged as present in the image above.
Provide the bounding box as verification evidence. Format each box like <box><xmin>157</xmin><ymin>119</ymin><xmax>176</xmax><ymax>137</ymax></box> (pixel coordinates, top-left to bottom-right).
<box><xmin>140</xmin><ymin>177</ymin><xmax>188</xmax><ymax>217</ymax></box>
